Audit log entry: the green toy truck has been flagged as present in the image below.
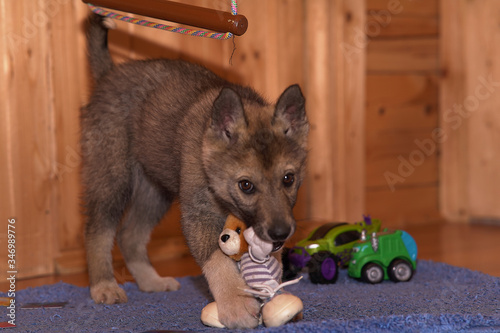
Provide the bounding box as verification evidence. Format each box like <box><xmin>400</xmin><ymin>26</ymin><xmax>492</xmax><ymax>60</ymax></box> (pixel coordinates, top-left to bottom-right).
<box><xmin>348</xmin><ymin>229</ymin><xmax>417</xmax><ymax>284</ymax></box>
<box><xmin>284</xmin><ymin>216</ymin><xmax>381</xmax><ymax>284</ymax></box>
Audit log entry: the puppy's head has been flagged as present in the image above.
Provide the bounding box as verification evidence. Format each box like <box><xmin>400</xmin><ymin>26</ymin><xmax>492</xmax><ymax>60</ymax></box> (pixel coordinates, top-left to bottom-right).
<box><xmin>203</xmin><ymin>85</ymin><xmax>309</xmax><ymax>245</ymax></box>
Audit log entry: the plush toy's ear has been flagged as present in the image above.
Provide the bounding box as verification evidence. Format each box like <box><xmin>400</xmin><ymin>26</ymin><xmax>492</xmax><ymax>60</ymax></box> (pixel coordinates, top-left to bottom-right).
<box><xmin>224</xmin><ymin>214</ymin><xmax>245</xmax><ymax>232</ymax></box>
<box><xmin>239</xmin><ymin>227</ymin><xmax>248</xmax><ymax>255</ymax></box>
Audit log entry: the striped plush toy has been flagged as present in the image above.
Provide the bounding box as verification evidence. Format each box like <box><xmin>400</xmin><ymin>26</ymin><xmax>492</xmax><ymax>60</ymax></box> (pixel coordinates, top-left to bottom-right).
<box><xmin>201</xmin><ymin>215</ymin><xmax>303</xmax><ymax>328</ymax></box>
<box><xmin>240</xmin><ymin>227</ymin><xmax>300</xmax><ymax>299</ymax></box>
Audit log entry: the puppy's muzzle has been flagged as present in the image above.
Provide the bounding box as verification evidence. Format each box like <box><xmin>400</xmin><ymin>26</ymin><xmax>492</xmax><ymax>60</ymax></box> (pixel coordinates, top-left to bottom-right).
<box><xmin>267</xmin><ymin>222</ymin><xmax>291</xmax><ymax>242</ymax></box>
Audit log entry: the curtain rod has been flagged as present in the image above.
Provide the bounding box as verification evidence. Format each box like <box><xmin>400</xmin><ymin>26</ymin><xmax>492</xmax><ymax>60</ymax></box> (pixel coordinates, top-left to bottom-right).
<box><xmin>82</xmin><ymin>0</ymin><xmax>248</xmax><ymax>36</ymax></box>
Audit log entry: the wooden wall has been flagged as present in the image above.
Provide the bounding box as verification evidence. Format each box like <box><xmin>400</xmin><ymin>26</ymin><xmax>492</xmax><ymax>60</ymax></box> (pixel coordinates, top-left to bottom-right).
<box><xmin>1</xmin><ymin>0</ymin><xmax>499</xmax><ymax>280</ymax></box>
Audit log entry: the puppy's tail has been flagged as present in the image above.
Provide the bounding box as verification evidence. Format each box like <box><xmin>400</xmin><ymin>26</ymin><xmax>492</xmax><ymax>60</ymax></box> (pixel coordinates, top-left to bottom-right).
<box><xmin>86</xmin><ymin>13</ymin><xmax>114</xmax><ymax>82</ymax></box>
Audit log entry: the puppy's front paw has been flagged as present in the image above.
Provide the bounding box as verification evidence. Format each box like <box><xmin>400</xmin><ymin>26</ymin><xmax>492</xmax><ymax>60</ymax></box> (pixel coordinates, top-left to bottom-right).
<box><xmin>138</xmin><ymin>276</ymin><xmax>181</xmax><ymax>293</ymax></box>
<box><xmin>217</xmin><ymin>294</ymin><xmax>261</xmax><ymax>329</ymax></box>
<box><xmin>90</xmin><ymin>280</ymin><xmax>128</xmax><ymax>304</ymax></box>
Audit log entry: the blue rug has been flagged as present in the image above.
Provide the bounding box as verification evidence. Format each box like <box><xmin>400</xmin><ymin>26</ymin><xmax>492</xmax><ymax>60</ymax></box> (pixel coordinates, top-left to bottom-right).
<box><xmin>1</xmin><ymin>260</ymin><xmax>499</xmax><ymax>332</ymax></box>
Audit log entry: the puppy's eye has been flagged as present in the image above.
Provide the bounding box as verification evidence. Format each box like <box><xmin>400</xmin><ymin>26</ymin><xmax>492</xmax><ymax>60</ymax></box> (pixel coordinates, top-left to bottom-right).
<box><xmin>283</xmin><ymin>173</ymin><xmax>295</xmax><ymax>187</ymax></box>
<box><xmin>238</xmin><ymin>180</ymin><xmax>255</xmax><ymax>194</ymax></box>
<box><xmin>236</xmin><ymin>227</ymin><xmax>241</xmax><ymax>234</ymax></box>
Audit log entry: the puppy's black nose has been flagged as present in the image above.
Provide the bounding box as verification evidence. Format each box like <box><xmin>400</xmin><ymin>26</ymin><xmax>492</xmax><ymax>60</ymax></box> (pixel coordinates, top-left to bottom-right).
<box><xmin>268</xmin><ymin>224</ymin><xmax>291</xmax><ymax>241</ymax></box>
<box><xmin>221</xmin><ymin>234</ymin><xmax>230</xmax><ymax>242</ymax></box>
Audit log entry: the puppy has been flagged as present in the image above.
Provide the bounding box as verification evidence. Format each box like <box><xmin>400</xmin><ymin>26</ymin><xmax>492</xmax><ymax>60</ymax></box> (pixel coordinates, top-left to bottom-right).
<box><xmin>81</xmin><ymin>13</ymin><xmax>309</xmax><ymax>329</ymax></box>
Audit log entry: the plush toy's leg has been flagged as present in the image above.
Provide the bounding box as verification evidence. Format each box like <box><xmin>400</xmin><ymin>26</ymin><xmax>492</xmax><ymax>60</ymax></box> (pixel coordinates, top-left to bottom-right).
<box><xmin>201</xmin><ymin>302</ymin><xmax>225</xmax><ymax>328</ymax></box>
<box><xmin>201</xmin><ymin>301</ymin><xmax>266</xmax><ymax>328</ymax></box>
<box><xmin>262</xmin><ymin>294</ymin><xmax>303</xmax><ymax>327</ymax></box>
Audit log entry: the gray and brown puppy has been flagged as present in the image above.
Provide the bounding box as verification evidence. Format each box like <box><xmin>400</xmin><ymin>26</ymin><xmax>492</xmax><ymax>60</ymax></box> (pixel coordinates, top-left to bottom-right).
<box><xmin>82</xmin><ymin>14</ymin><xmax>308</xmax><ymax>329</ymax></box>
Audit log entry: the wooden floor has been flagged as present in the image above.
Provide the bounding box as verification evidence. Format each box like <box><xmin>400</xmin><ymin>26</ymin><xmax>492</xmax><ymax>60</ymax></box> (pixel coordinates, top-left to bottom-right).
<box><xmin>1</xmin><ymin>222</ymin><xmax>499</xmax><ymax>292</ymax></box>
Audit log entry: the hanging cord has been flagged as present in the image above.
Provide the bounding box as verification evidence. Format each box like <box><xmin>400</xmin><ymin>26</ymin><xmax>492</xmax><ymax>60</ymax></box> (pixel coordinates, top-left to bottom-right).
<box><xmin>87</xmin><ymin>0</ymin><xmax>238</xmax><ymax>40</ymax></box>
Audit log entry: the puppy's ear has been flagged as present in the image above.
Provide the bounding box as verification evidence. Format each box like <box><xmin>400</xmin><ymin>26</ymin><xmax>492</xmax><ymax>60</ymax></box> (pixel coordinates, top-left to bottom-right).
<box><xmin>274</xmin><ymin>84</ymin><xmax>308</xmax><ymax>138</ymax></box>
<box><xmin>211</xmin><ymin>87</ymin><xmax>247</xmax><ymax>144</ymax></box>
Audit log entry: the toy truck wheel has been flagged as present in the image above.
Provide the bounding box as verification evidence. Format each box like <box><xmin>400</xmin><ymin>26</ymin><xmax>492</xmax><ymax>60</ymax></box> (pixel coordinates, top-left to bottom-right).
<box><xmin>362</xmin><ymin>263</ymin><xmax>384</xmax><ymax>284</ymax></box>
<box><xmin>388</xmin><ymin>259</ymin><xmax>413</xmax><ymax>282</ymax></box>
<box><xmin>307</xmin><ymin>251</ymin><xmax>339</xmax><ymax>284</ymax></box>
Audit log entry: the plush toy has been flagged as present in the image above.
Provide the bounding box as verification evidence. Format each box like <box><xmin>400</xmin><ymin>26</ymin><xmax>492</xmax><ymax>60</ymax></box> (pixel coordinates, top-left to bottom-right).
<box><xmin>201</xmin><ymin>215</ymin><xmax>303</xmax><ymax>328</ymax></box>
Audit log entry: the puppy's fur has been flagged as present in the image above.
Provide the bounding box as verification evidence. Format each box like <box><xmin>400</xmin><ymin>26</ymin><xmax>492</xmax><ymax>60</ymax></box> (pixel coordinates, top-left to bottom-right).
<box><xmin>82</xmin><ymin>14</ymin><xmax>309</xmax><ymax>329</ymax></box>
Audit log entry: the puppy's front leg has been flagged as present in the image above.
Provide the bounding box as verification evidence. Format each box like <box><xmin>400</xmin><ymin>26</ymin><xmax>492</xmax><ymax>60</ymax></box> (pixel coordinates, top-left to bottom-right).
<box><xmin>203</xmin><ymin>249</ymin><xmax>261</xmax><ymax>329</ymax></box>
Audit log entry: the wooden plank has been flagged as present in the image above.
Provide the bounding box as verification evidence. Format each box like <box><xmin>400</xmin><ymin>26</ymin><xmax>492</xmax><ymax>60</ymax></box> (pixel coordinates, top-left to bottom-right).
<box><xmin>366</xmin><ymin>15</ymin><xmax>438</xmax><ymax>38</ymax></box>
<box><xmin>458</xmin><ymin>1</ymin><xmax>500</xmax><ymax>220</ymax></box>
<box><xmin>367</xmin><ymin>38</ymin><xmax>439</xmax><ymax>72</ymax></box>
<box><xmin>366</xmin><ymin>184</ymin><xmax>440</xmax><ymax>228</ymax></box>
<box><xmin>0</xmin><ymin>0</ymin><xmax>56</xmax><ymax>279</ymax></box>
<box><xmin>50</xmin><ymin>2</ymin><xmax>90</xmax><ymax>253</ymax></box>
<box><xmin>304</xmin><ymin>0</ymin><xmax>335</xmax><ymax>220</ymax></box>
<box><xmin>304</xmin><ymin>0</ymin><xmax>366</xmax><ymax>221</ymax></box>
<box><xmin>439</xmin><ymin>0</ymin><xmax>471</xmax><ymax>222</ymax></box>
<box><xmin>365</xmin><ymin>0</ymin><xmax>438</xmax><ymax>39</ymax></box>
<box><xmin>366</xmin><ymin>0</ymin><xmax>438</xmax><ymax>17</ymax></box>
<box><xmin>274</xmin><ymin>0</ymin><xmax>305</xmax><ymax>95</ymax></box>
<box><xmin>338</xmin><ymin>0</ymin><xmax>367</xmax><ymax>221</ymax></box>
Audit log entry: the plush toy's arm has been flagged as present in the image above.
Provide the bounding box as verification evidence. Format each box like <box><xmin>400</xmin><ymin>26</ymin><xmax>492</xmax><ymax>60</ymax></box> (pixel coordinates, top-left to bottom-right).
<box><xmin>242</xmin><ymin>277</ymin><xmax>303</xmax><ymax>299</ymax></box>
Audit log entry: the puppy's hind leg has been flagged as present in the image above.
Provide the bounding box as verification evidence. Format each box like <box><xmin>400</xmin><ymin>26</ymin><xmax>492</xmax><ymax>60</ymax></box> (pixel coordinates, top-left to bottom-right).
<box><xmin>118</xmin><ymin>169</ymin><xmax>181</xmax><ymax>293</ymax></box>
<box><xmin>85</xmin><ymin>187</ymin><xmax>130</xmax><ymax>305</ymax></box>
